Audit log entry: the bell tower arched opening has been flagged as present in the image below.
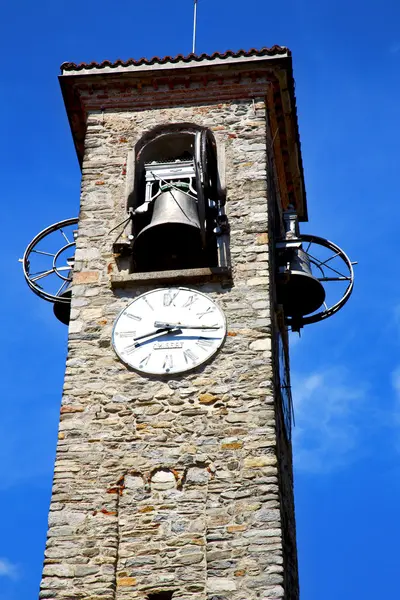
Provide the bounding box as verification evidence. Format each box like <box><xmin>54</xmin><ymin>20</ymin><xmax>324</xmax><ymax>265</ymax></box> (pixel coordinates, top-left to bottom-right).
<box><xmin>129</xmin><ymin>123</ymin><xmax>227</xmax><ymax>273</ymax></box>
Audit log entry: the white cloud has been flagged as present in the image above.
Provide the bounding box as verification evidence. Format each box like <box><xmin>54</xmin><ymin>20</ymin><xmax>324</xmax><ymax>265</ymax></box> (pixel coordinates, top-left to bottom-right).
<box><xmin>0</xmin><ymin>558</ymin><xmax>18</xmax><ymax>579</ymax></box>
<box><xmin>292</xmin><ymin>367</ymin><xmax>366</xmax><ymax>473</ymax></box>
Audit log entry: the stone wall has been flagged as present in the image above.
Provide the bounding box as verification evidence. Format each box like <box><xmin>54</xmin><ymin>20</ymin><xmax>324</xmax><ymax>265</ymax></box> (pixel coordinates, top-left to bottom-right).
<box><xmin>40</xmin><ymin>99</ymin><xmax>298</xmax><ymax>600</ymax></box>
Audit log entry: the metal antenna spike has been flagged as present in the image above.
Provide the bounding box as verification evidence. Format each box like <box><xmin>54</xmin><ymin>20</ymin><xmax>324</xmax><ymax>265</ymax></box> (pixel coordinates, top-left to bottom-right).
<box><xmin>192</xmin><ymin>0</ymin><xmax>198</xmax><ymax>54</ymax></box>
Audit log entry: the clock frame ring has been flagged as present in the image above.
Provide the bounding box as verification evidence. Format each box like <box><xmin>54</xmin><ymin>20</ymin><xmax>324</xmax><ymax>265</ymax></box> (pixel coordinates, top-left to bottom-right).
<box><xmin>111</xmin><ymin>286</ymin><xmax>227</xmax><ymax>376</ymax></box>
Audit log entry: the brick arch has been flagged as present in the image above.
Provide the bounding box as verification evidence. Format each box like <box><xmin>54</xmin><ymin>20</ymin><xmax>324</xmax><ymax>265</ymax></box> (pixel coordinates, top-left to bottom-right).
<box><xmin>134</xmin><ymin>121</ymin><xmax>205</xmax><ymax>158</ymax></box>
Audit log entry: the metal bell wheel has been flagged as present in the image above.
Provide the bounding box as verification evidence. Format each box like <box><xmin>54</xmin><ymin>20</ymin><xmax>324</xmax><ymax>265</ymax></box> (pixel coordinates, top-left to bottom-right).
<box><xmin>21</xmin><ymin>218</ymin><xmax>78</xmax><ymax>325</ymax></box>
<box><xmin>278</xmin><ymin>234</ymin><xmax>355</xmax><ymax>330</ymax></box>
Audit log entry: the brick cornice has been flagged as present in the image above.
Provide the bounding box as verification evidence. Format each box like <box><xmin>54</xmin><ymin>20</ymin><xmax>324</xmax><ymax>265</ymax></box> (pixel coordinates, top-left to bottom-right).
<box><xmin>59</xmin><ymin>55</ymin><xmax>307</xmax><ymax>220</ymax></box>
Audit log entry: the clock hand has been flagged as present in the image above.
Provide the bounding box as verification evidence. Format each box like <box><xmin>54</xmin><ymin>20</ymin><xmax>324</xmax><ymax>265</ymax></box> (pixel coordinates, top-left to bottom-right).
<box><xmin>133</xmin><ymin>327</ymin><xmax>181</xmax><ymax>347</ymax></box>
<box><xmin>154</xmin><ymin>321</ymin><xmax>220</xmax><ymax>330</ymax></box>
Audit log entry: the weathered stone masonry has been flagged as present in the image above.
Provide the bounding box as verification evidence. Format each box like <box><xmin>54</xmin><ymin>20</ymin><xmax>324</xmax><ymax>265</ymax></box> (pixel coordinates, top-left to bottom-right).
<box><xmin>41</xmin><ymin>52</ymin><xmax>300</xmax><ymax>600</ymax></box>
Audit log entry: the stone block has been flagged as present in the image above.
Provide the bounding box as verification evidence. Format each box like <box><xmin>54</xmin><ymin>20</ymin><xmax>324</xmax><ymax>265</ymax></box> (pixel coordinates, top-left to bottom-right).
<box><xmin>244</xmin><ymin>456</ymin><xmax>277</xmax><ymax>468</ymax></box>
<box><xmin>249</xmin><ymin>339</ymin><xmax>271</xmax><ymax>351</ymax></box>
<box><xmin>247</xmin><ymin>276</ymin><xmax>269</xmax><ymax>286</ymax></box>
<box><xmin>117</xmin><ymin>577</ymin><xmax>137</xmax><ymax>587</ymax></box>
<box><xmin>207</xmin><ymin>578</ymin><xmax>237</xmax><ymax>592</ymax></box>
<box><xmin>73</xmin><ymin>271</ymin><xmax>100</xmax><ymax>284</ymax></box>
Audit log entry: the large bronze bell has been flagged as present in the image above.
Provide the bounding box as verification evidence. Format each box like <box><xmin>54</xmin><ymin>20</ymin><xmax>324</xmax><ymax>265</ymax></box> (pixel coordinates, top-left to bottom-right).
<box><xmin>277</xmin><ymin>247</ymin><xmax>326</xmax><ymax>318</ymax></box>
<box><xmin>134</xmin><ymin>188</ymin><xmax>205</xmax><ymax>271</ymax></box>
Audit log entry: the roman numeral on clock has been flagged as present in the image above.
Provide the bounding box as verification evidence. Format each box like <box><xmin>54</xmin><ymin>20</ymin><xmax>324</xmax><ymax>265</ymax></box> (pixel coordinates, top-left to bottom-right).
<box><xmin>163</xmin><ymin>354</ymin><xmax>173</xmax><ymax>370</ymax></box>
<box><xmin>124</xmin><ymin>343</ymin><xmax>138</xmax><ymax>355</ymax></box>
<box><xmin>196</xmin><ymin>337</ymin><xmax>214</xmax><ymax>350</ymax></box>
<box><xmin>118</xmin><ymin>331</ymin><xmax>136</xmax><ymax>338</ymax></box>
<box><xmin>197</xmin><ymin>306</ymin><xmax>215</xmax><ymax>319</ymax></box>
<box><xmin>183</xmin><ymin>349</ymin><xmax>198</xmax><ymax>364</ymax></box>
<box><xmin>183</xmin><ymin>295</ymin><xmax>197</xmax><ymax>309</ymax></box>
<box><xmin>163</xmin><ymin>290</ymin><xmax>179</xmax><ymax>307</ymax></box>
<box><xmin>126</xmin><ymin>314</ymin><xmax>141</xmax><ymax>321</ymax></box>
<box><xmin>143</xmin><ymin>297</ymin><xmax>154</xmax><ymax>311</ymax></box>
<box><xmin>139</xmin><ymin>353</ymin><xmax>151</xmax><ymax>368</ymax></box>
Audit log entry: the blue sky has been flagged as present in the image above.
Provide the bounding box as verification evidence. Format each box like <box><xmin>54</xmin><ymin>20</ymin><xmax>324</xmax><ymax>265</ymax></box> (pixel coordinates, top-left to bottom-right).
<box><xmin>1</xmin><ymin>0</ymin><xmax>399</xmax><ymax>598</ymax></box>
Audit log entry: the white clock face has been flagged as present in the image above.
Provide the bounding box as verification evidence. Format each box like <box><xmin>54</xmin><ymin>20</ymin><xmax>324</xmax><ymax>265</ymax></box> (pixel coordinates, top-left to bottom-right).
<box><xmin>112</xmin><ymin>287</ymin><xmax>226</xmax><ymax>375</ymax></box>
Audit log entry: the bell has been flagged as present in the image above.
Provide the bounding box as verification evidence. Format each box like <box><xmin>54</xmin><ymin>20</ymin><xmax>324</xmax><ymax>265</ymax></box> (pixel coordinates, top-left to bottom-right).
<box><xmin>277</xmin><ymin>247</ymin><xmax>326</xmax><ymax>318</ymax></box>
<box><xmin>134</xmin><ymin>188</ymin><xmax>205</xmax><ymax>271</ymax></box>
<box><xmin>53</xmin><ymin>288</ymin><xmax>72</xmax><ymax>325</ymax></box>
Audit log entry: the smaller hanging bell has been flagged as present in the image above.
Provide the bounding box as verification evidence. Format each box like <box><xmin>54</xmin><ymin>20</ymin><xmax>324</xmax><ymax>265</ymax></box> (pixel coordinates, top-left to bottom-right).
<box><xmin>276</xmin><ymin>207</ymin><xmax>326</xmax><ymax>320</ymax></box>
<box><xmin>53</xmin><ymin>287</ymin><xmax>72</xmax><ymax>325</ymax></box>
<box><xmin>277</xmin><ymin>246</ymin><xmax>326</xmax><ymax>318</ymax></box>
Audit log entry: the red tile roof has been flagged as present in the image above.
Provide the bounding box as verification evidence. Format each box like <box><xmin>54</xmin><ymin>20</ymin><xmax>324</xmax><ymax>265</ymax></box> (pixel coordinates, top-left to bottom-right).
<box><xmin>61</xmin><ymin>46</ymin><xmax>289</xmax><ymax>72</ymax></box>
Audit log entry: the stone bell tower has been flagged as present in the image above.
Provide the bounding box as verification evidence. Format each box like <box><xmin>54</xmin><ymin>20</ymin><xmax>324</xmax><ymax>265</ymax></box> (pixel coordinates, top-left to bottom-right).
<box><xmin>39</xmin><ymin>47</ymin><xmax>306</xmax><ymax>600</ymax></box>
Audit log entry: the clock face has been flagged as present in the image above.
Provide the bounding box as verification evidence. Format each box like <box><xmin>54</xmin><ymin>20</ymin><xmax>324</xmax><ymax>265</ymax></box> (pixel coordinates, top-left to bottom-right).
<box><xmin>112</xmin><ymin>287</ymin><xmax>226</xmax><ymax>375</ymax></box>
